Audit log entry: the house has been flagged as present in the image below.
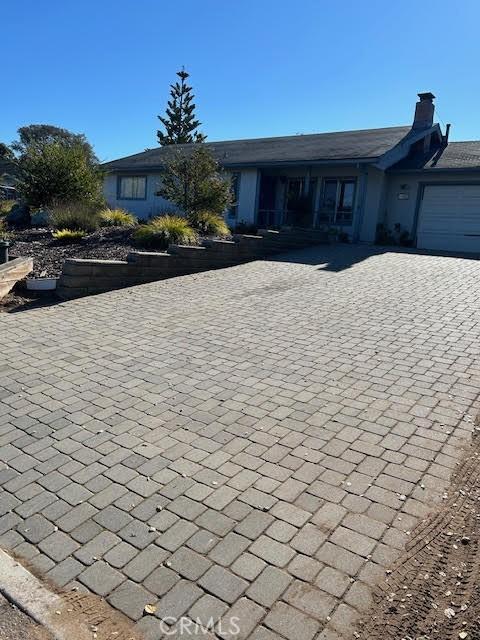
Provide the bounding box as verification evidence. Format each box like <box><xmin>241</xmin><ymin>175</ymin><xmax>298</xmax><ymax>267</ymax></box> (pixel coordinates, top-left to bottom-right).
<box><xmin>0</xmin><ymin>160</ymin><xmax>17</xmax><ymax>201</ymax></box>
<box><xmin>103</xmin><ymin>93</ymin><xmax>480</xmax><ymax>253</ymax></box>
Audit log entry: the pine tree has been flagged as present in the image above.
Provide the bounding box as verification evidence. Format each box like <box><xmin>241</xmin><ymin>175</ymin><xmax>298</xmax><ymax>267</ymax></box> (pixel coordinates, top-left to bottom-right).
<box><xmin>157</xmin><ymin>68</ymin><xmax>206</xmax><ymax>146</ymax></box>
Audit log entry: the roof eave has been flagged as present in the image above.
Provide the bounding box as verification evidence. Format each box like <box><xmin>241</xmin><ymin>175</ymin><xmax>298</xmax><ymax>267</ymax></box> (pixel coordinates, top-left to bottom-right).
<box><xmin>103</xmin><ymin>157</ymin><xmax>378</xmax><ymax>173</ymax></box>
<box><xmin>387</xmin><ymin>166</ymin><xmax>480</xmax><ymax>174</ymax></box>
<box><xmin>374</xmin><ymin>124</ymin><xmax>442</xmax><ymax>171</ymax></box>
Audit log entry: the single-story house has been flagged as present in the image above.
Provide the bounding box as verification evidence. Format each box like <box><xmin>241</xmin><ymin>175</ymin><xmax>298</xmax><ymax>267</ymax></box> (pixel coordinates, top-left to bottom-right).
<box><xmin>103</xmin><ymin>93</ymin><xmax>480</xmax><ymax>253</ymax></box>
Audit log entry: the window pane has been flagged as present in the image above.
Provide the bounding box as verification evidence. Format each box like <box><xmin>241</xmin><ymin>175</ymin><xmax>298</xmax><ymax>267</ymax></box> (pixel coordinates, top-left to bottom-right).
<box><xmin>120</xmin><ymin>178</ymin><xmax>131</xmax><ymax>199</ymax></box>
<box><xmin>337</xmin><ymin>180</ymin><xmax>355</xmax><ymax>223</ymax></box>
<box><xmin>287</xmin><ymin>179</ymin><xmax>303</xmax><ymax>206</ymax></box>
<box><xmin>339</xmin><ymin>181</ymin><xmax>355</xmax><ymax>210</ymax></box>
<box><xmin>119</xmin><ymin>176</ymin><xmax>146</xmax><ymax>199</ymax></box>
<box><xmin>321</xmin><ymin>180</ymin><xmax>337</xmax><ymax>214</ymax></box>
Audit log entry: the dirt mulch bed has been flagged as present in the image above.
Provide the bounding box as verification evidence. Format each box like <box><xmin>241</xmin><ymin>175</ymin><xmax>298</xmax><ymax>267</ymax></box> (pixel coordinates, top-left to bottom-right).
<box><xmin>9</xmin><ymin>227</ymin><xmax>136</xmax><ymax>278</ymax></box>
<box><xmin>355</xmin><ymin>413</ymin><xmax>480</xmax><ymax>640</ymax></box>
<box><xmin>0</xmin><ymin>291</ymin><xmax>58</xmax><ymax>313</ymax></box>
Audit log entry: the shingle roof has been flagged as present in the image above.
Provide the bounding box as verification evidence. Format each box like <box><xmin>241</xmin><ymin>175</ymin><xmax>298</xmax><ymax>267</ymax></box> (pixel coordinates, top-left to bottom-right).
<box><xmin>102</xmin><ymin>126</ymin><xmax>412</xmax><ymax>171</ymax></box>
<box><xmin>390</xmin><ymin>141</ymin><xmax>480</xmax><ymax>172</ymax></box>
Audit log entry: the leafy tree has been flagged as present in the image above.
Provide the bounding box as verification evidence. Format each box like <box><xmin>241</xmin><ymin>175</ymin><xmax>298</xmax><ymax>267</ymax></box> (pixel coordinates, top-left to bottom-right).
<box><xmin>16</xmin><ymin>142</ymin><xmax>104</xmax><ymax>209</ymax></box>
<box><xmin>12</xmin><ymin>124</ymin><xmax>98</xmax><ymax>163</ymax></box>
<box><xmin>0</xmin><ymin>143</ymin><xmax>14</xmax><ymax>162</ymax></box>
<box><xmin>158</xmin><ymin>146</ymin><xmax>232</xmax><ymax>217</ymax></box>
<box><xmin>157</xmin><ymin>69</ymin><xmax>206</xmax><ymax>145</ymax></box>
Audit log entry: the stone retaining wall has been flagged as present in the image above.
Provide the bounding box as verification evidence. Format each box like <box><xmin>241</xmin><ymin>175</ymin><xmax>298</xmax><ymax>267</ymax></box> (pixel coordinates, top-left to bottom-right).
<box><xmin>56</xmin><ymin>228</ymin><xmax>329</xmax><ymax>299</ymax></box>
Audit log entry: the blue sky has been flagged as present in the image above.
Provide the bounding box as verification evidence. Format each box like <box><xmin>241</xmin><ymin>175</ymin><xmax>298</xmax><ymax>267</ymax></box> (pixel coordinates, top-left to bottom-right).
<box><xmin>2</xmin><ymin>0</ymin><xmax>479</xmax><ymax>161</ymax></box>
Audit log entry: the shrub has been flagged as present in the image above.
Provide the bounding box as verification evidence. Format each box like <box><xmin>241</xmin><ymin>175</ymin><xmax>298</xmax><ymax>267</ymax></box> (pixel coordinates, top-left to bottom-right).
<box><xmin>189</xmin><ymin>210</ymin><xmax>229</xmax><ymax>236</ymax></box>
<box><xmin>30</xmin><ymin>209</ymin><xmax>50</xmax><ymax>226</ymax></box>
<box><xmin>99</xmin><ymin>208</ymin><xmax>137</xmax><ymax>227</ymax></box>
<box><xmin>52</xmin><ymin>228</ymin><xmax>86</xmax><ymax>243</ymax></box>
<box><xmin>0</xmin><ymin>200</ymin><xmax>16</xmax><ymax>217</ymax></box>
<box><xmin>133</xmin><ymin>215</ymin><xmax>197</xmax><ymax>249</ymax></box>
<box><xmin>158</xmin><ymin>146</ymin><xmax>233</xmax><ymax>216</ymax></box>
<box><xmin>0</xmin><ymin>218</ymin><xmax>9</xmax><ymax>239</ymax></box>
<box><xmin>5</xmin><ymin>203</ymin><xmax>30</xmax><ymax>226</ymax></box>
<box><xmin>16</xmin><ymin>141</ymin><xmax>104</xmax><ymax>209</ymax></box>
<box><xmin>375</xmin><ymin>222</ymin><xmax>412</xmax><ymax>247</ymax></box>
<box><xmin>50</xmin><ymin>202</ymin><xmax>100</xmax><ymax>232</ymax></box>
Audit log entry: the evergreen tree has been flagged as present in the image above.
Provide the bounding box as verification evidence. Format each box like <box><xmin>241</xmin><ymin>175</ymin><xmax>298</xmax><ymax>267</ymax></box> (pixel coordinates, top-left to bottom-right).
<box><xmin>157</xmin><ymin>68</ymin><xmax>206</xmax><ymax>146</ymax></box>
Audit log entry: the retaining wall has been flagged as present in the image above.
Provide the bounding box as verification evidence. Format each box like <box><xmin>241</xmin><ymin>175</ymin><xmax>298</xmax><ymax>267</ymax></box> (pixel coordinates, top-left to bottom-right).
<box><xmin>56</xmin><ymin>228</ymin><xmax>329</xmax><ymax>299</ymax></box>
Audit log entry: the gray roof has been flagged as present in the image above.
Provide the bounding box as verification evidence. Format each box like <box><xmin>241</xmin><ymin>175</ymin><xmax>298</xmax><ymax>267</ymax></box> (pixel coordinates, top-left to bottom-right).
<box><xmin>103</xmin><ymin>125</ymin><xmax>412</xmax><ymax>171</ymax></box>
<box><xmin>390</xmin><ymin>141</ymin><xmax>480</xmax><ymax>172</ymax></box>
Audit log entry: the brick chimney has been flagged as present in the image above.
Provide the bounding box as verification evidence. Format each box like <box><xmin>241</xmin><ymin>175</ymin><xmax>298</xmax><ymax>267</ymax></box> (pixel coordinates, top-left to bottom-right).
<box><xmin>413</xmin><ymin>92</ymin><xmax>435</xmax><ymax>130</ymax></box>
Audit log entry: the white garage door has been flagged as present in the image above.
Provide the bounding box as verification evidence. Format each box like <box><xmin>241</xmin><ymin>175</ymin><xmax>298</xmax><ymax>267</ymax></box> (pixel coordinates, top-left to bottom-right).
<box><xmin>417</xmin><ymin>184</ymin><xmax>480</xmax><ymax>253</ymax></box>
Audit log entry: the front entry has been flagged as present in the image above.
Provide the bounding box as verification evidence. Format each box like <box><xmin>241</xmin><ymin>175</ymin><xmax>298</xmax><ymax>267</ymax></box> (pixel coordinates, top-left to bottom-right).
<box><xmin>258</xmin><ymin>176</ymin><xmax>278</xmax><ymax>227</ymax></box>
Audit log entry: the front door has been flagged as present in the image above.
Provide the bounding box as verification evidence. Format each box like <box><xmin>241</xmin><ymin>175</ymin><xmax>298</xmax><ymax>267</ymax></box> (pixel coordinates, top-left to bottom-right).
<box><xmin>258</xmin><ymin>176</ymin><xmax>278</xmax><ymax>226</ymax></box>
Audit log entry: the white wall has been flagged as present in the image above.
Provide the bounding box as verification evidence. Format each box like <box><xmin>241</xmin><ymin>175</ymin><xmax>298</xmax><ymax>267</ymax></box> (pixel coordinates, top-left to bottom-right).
<box><xmin>236</xmin><ymin>169</ymin><xmax>258</xmax><ymax>225</ymax></box>
<box><xmin>359</xmin><ymin>167</ymin><xmax>387</xmax><ymax>242</ymax></box>
<box><xmin>103</xmin><ymin>174</ymin><xmax>176</xmax><ymax>219</ymax></box>
<box><xmin>384</xmin><ymin>172</ymin><xmax>480</xmax><ymax>235</ymax></box>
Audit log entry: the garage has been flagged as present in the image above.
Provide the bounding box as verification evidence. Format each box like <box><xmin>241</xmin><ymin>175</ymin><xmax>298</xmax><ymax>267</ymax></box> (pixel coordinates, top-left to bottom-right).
<box><xmin>417</xmin><ymin>184</ymin><xmax>480</xmax><ymax>253</ymax></box>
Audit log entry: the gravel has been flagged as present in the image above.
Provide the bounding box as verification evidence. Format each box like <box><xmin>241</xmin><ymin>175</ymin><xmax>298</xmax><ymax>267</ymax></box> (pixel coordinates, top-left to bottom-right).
<box><xmin>9</xmin><ymin>227</ymin><xmax>136</xmax><ymax>278</ymax></box>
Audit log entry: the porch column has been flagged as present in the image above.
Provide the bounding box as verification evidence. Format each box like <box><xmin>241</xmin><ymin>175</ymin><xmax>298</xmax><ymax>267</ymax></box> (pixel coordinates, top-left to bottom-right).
<box><xmin>303</xmin><ymin>167</ymin><xmax>311</xmax><ymax>196</ymax></box>
<box><xmin>352</xmin><ymin>167</ymin><xmax>368</xmax><ymax>242</ymax></box>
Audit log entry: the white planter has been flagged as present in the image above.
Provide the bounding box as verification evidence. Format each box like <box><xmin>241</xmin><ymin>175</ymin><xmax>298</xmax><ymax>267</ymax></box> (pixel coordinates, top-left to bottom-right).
<box><xmin>26</xmin><ymin>277</ymin><xmax>58</xmax><ymax>291</ymax></box>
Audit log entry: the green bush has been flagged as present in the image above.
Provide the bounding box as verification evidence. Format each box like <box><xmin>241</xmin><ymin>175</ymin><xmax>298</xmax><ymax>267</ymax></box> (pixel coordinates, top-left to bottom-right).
<box><xmin>189</xmin><ymin>210</ymin><xmax>229</xmax><ymax>236</ymax></box>
<box><xmin>133</xmin><ymin>215</ymin><xmax>197</xmax><ymax>249</ymax></box>
<box><xmin>31</xmin><ymin>209</ymin><xmax>50</xmax><ymax>226</ymax></box>
<box><xmin>0</xmin><ymin>200</ymin><xmax>16</xmax><ymax>217</ymax></box>
<box><xmin>99</xmin><ymin>208</ymin><xmax>137</xmax><ymax>227</ymax></box>
<box><xmin>52</xmin><ymin>228</ymin><xmax>86</xmax><ymax>243</ymax></box>
<box><xmin>158</xmin><ymin>146</ymin><xmax>233</xmax><ymax>216</ymax></box>
<box><xmin>0</xmin><ymin>218</ymin><xmax>9</xmax><ymax>239</ymax></box>
<box><xmin>50</xmin><ymin>202</ymin><xmax>100</xmax><ymax>232</ymax></box>
<box><xmin>16</xmin><ymin>141</ymin><xmax>104</xmax><ymax>209</ymax></box>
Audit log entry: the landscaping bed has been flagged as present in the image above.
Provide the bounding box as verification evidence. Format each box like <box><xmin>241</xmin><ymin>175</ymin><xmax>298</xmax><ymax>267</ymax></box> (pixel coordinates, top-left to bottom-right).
<box><xmin>9</xmin><ymin>226</ymin><xmax>137</xmax><ymax>277</ymax></box>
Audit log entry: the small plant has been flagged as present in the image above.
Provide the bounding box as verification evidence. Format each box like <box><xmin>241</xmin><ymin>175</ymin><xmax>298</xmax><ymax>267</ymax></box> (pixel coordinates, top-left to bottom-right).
<box><xmin>50</xmin><ymin>202</ymin><xmax>100</xmax><ymax>232</ymax></box>
<box><xmin>52</xmin><ymin>228</ymin><xmax>86</xmax><ymax>243</ymax></box>
<box><xmin>133</xmin><ymin>214</ymin><xmax>198</xmax><ymax>249</ymax></box>
<box><xmin>376</xmin><ymin>222</ymin><xmax>412</xmax><ymax>246</ymax></box>
<box><xmin>399</xmin><ymin>229</ymin><xmax>412</xmax><ymax>247</ymax></box>
<box><xmin>0</xmin><ymin>200</ymin><xmax>16</xmax><ymax>217</ymax></box>
<box><xmin>375</xmin><ymin>223</ymin><xmax>394</xmax><ymax>245</ymax></box>
<box><xmin>189</xmin><ymin>211</ymin><xmax>229</xmax><ymax>236</ymax></box>
<box><xmin>99</xmin><ymin>208</ymin><xmax>137</xmax><ymax>227</ymax></box>
<box><xmin>0</xmin><ymin>218</ymin><xmax>11</xmax><ymax>240</ymax></box>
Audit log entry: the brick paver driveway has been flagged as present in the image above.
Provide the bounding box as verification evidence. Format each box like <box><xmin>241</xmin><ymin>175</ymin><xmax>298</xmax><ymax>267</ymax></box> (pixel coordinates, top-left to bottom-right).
<box><xmin>1</xmin><ymin>245</ymin><xmax>479</xmax><ymax>640</ymax></box>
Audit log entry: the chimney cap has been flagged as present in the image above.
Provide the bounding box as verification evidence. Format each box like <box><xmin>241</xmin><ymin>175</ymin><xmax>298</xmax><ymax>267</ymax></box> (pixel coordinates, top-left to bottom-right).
<box><xmin>418</xmin><ymin>92</ymin><xmax>435</xmax><ymax>101</ymax></box>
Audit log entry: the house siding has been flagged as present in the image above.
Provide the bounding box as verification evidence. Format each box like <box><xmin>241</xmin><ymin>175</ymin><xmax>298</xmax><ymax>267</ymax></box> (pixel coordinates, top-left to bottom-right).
<box><xmin>103</xmin><ymin>174</ymin><xmax>174</xmax><ymax>219</ymax></box>
<box><xmin>236</xmin><ymin>169</ymin><xmax>259</xmax><ymax>225</ymax></box>
<box><xmin>384</xmin><ymin>171</ymin><xmax>480</xmax><ymax>237</ymax></box>
<box><xmin>360</xmin><ymin>167</ymin><xmax>387</xmax><ymax>242</ymax></box>
<box><xmin>104</xmin><ymin>169</ymin><xmax>259</xmax><ymax>224</ymax></box>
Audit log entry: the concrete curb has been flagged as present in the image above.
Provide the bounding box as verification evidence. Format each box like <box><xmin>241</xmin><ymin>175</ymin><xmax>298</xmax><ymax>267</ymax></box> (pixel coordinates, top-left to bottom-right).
<box><xmin>0</xmin><ymin>548</ymin><xmax>92</xmax><ymax>640</ymax></box>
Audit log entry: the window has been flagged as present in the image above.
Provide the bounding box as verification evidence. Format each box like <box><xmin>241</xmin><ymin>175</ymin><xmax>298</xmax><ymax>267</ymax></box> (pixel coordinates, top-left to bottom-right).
<box><xmin>319</xmin><ymin>178</ymin><xmax>356</xmax><ymax>224</ymax></box>
<box><xmin>286</xmin><ymin>178</ymin><xmax>304</xmax><ymax>210</ymax></box>
<box><xmin>118</xmin><ymin>176</ymin><xmax>147</xmax><ymax>200</ymax></box>
<box><xmin>227</xmin><ymin>173</ymin><xmax>241</xmax><ymax>219</ymax></box>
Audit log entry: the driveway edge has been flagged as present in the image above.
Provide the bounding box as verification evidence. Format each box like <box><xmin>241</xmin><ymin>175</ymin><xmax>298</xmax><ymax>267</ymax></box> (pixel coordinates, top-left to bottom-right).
<box><xmin>0</xmin><ymin>548</ymin><xmax>91</xmax><ymax>640</ymax></box>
